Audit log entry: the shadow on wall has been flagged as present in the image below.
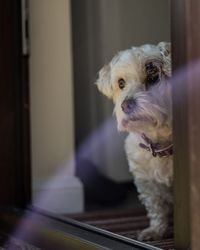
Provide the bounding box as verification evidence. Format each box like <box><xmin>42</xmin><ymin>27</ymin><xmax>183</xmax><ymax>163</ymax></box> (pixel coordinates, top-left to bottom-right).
<box><xmin>75</xmin><ymin>117</ymin><xmax>133</xmax><ymax>207</ymax></box>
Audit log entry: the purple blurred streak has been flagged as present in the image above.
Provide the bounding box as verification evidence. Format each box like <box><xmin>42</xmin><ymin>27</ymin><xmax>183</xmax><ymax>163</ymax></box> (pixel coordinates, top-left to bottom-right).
<box><xmin>5</xmin><ymin>60</ymin><xmax>200</xmax><ymax>246</ymax></box>
<box><xmin>4</xmin><ymin>116</ymin><xmax>121</xmax><ymax>247</ymax></box>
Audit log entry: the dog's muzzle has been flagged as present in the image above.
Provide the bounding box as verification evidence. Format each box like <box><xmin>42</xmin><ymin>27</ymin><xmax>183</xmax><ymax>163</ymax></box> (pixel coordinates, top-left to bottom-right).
<box><xmin>121</xmin><ymin>98</ymin><xmax>136</xmax><ymax>114</ymax></box>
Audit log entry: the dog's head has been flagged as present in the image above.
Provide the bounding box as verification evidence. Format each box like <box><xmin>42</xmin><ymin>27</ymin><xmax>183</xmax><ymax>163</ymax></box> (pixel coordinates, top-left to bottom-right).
<box><xmin>95</xmin><ymin>42</ymin><xmax>172</xmax><ymax>135</ymax></box>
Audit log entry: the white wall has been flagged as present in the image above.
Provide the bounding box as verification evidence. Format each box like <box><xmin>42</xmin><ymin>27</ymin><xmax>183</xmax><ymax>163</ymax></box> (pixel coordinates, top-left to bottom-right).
<box><xmin>29</xmin><ymin>0</ymin><xmax>83</xmax><ymax>213</ymax></box>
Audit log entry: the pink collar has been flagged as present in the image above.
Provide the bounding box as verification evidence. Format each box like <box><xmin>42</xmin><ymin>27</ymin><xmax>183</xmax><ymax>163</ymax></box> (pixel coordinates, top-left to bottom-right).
<box><xmin>139</xmin><ymin>133</ymin><xmax>173</xmax><ymax>157</ymax></box>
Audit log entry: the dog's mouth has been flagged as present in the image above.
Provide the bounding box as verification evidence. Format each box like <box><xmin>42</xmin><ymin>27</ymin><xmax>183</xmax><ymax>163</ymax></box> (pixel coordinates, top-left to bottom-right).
<box><xmin>122</xmin><ymin>117</ymin><xmax>141</xmax><ymax>126</ymax></box>
<box><xmin>121</xmin><ymin>115</ymin><xmax>157</xmax><ymax>131</ymax></box>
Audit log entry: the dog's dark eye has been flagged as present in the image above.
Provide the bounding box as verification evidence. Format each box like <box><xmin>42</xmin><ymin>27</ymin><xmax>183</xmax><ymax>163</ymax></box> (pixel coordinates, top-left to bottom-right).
<box><xmin>118</xmin><ymin>78</ymin><xmax>126</xmax><ymax>89</ymax></box>
<box><xmin>145</xmin><ymin>62</ymin><xmax>160</xmax><ymax>89</ymax></box>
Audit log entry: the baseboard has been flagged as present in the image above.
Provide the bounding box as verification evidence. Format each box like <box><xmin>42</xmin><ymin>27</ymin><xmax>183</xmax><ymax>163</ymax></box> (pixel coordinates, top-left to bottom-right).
<box><xmin>32</xmin><ymin>175</ymin><xmax>84</xmax><ymax>214</ymax></box>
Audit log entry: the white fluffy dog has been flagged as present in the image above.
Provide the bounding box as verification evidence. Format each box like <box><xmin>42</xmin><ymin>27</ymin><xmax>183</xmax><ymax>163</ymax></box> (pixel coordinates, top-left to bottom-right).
<box><xmin>95</xmin><ymin>42</ymin><xmax>173</xmax><ymax>241</ymax></box>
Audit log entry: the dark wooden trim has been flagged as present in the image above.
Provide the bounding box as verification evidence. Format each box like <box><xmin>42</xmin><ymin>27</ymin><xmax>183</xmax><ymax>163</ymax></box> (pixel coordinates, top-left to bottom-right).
<box><xmin>171</xmin><ymin>1</ymin><xmax>190</xmax><ymax>249</ymax></box>
<box><xmin>184</xmin><ymin>1</ymin><xmax>200</xmax><ymax>248</ymax></box>
<box><xmin>0</xmin><ymin>0</ymin><xmax>31</xmax><ymax>207</ymax></box>
<box><xmin>13</xmin><ymin>0</ymin><xmax>31</xmax><ymax>208</ymax></box>
<box><xmin>172</xmin><ymin>0</ymin><xmax>200</xmax><ymax>249</ymax></box>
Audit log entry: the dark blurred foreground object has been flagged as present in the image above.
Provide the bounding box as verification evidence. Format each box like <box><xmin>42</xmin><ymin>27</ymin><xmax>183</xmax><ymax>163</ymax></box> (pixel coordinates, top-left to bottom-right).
<box><xmin>0</xmin><ymin>207</ymin><xmax>165</xmax><ymax>250</ymax></box>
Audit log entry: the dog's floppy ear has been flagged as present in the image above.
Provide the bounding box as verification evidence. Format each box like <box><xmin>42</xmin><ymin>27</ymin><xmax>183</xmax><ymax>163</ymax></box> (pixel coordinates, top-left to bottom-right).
<box><xmin>157</xmin><ymin>42</ymin><xmax>171</xmax><ymax>77</ymax></box>
<box><xmin>95</xmin><ymin>64</ymin><xmax>113</xmax><ymax>98</ymax></box>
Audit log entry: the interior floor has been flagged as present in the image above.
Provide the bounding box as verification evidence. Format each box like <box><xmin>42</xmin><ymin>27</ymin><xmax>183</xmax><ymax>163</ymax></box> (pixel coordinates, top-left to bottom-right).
<box><xmin>68</xmin><ymin>207</ymin><xmax>174</xmax><ymax>250</ymax></box>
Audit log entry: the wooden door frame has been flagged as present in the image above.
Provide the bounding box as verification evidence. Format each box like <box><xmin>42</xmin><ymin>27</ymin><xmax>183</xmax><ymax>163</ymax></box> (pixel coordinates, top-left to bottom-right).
<box><xmin>1</xmin><ymin>0</ymin><xmax>200</xmax><ymax>248</ymax></box>
<box><xmin>0</xmin><ymin>0</ymin><xmax>31</xmax><ymax>208</ymax></box>
<box><xmin>172</xmin><ymin>0</ymin><xmax>200</xmax><ymax>249</ymax></box>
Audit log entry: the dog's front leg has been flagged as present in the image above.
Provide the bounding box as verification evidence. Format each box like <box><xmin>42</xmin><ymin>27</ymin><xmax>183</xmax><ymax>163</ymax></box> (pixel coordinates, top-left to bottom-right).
<box><xmin>135</xmin><ymin>178</ymin><xmax>172</xmax><ymax>241</ymax></box>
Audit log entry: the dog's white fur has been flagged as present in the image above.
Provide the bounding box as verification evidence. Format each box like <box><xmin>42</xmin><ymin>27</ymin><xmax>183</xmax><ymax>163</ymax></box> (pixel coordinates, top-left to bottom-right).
<box><xmin>95</xmin><ymin>42</ymin><xmax>173</xmax><ymax>240</ymax></box>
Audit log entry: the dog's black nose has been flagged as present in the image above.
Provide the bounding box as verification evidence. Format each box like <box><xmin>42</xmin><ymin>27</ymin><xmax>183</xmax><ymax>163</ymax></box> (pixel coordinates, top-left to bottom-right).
<box><xmin>121</xmin><ymin>98</ymin><xmax>136</xmax><ymax>114</ymax></box>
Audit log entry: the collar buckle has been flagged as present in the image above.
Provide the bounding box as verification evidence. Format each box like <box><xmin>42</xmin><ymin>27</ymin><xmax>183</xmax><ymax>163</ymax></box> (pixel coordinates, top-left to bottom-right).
<box><xmin>139</xmin><ymin>133</ymin><xmax>173</xmax><ymax>158</ymax></box>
